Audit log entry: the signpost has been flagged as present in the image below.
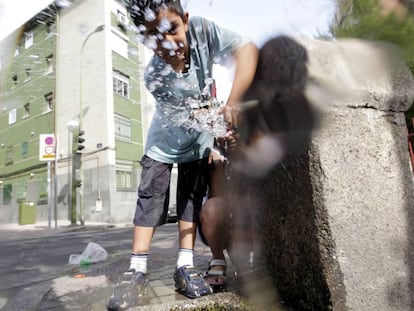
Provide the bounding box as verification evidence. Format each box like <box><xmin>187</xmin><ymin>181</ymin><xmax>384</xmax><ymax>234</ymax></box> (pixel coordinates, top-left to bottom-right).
<box><xmin>39</xmin><ymin>134</ymin><xmax>56</xmax><ymax>161</ymax></box>
<box><xmin>39</xmin><ymin>134</ymin><xmax>57</xmax><ymax>229</ymax></box>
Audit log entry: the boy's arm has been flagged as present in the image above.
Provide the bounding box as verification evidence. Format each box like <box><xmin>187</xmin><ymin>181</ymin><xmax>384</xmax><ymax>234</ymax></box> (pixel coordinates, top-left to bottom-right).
<box><xmin>222</xmin><ymin>42</ymin><xmax>259</xmax><ymax>129</ymax></box>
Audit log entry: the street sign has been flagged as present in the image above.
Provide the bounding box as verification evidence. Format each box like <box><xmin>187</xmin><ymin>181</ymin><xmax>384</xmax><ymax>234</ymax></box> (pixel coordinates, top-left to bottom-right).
<box><xmin>39</xmin><ymin>134</ymin><xmax>57</xmax><ymax>161</ymax></box>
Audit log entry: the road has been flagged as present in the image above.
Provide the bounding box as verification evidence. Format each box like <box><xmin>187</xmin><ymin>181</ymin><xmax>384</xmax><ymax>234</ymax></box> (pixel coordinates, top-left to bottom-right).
<box><xmin>0</xmin><ymin>223</ymin><xmax>217</xmax><ymax>310</ymax></box>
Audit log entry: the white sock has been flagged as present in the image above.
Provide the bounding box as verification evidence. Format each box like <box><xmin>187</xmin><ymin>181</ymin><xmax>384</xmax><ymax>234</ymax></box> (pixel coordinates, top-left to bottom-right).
<box><xmin>176</xmin><ymin>248</ymin><xmax>194</xmax><ymax>268</ymax></box>
<box><xmin>129</xmin><ymin>253</ymin><xmax>148</xmax><ymax>274</ymax></box>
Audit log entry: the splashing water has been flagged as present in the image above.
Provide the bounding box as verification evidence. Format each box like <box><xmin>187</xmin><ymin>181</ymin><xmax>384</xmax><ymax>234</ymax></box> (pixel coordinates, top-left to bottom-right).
<box><xmin>157</xmin><ymin>18</ymin><xmax>171</xmax><ymax>33</ymax></box>
<box><xmin>144</xmin><ymin>7</ymin><xmax>156</xmax><ymax>22</ymax></box>
<box><xmin>185</xmin><ymin>97</ymin><xmax>228</xmax><ymax>137</ymax></box>
<box><xmin>143</xmin><ymin>36</ymin><xmax>157</xmax><ymax>50</ymax></box>
<box><xmin>55</xmin><ymin>0</ymin><xmax>72</xmax><ymax>9</ymax></box>
<box><xmin>162</xmin><ymin>40</ymin><xmax>177</xmax><ymax>50</ymax></box>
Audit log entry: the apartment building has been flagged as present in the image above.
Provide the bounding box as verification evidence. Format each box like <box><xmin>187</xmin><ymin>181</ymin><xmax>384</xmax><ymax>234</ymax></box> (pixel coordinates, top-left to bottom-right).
<box><xmin>0</xmin><ymin>0</ymin><xmax>155</xmax><ymax>224</ymax></box>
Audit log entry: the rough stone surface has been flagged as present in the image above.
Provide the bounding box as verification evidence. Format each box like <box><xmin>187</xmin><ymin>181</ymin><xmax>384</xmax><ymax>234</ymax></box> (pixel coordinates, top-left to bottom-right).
<box><xmin>130</xmin><ymin>292</ymin><xmax>252</xmax><ymax>311</ymax></box>
<box><xmin>253</xmin><ymin>37</ymin><xmax>414</xmax><ymax>310</ymax></box>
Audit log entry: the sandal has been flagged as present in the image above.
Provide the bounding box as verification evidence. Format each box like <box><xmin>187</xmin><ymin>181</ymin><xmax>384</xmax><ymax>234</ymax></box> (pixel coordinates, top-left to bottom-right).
<box><xmin>204</xmin><ymin>259</ymin><xmax>227</xmax><ymax>291</ymax></box>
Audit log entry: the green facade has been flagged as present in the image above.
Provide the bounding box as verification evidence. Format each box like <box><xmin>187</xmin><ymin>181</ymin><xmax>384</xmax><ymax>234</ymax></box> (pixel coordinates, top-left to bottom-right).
<box><xmin>111</xmin><ymin>9</ymin><xmax>144</xmax><ymax>191</ymax></box>
<box><xmin>0</xmin><ymin>1</ymin><xmax>146</xmax><ymax>222</ymax></box>
<box><xmin>0</xmin><ymin>7</ymin><xmax>57</xmax><ymax>212</ymax></box>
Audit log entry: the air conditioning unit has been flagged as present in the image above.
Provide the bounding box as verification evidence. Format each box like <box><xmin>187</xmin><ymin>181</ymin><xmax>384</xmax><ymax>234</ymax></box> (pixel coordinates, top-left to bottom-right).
<box><xmin>117</xmin><ymin>14</ymin><xmax>129</xmax><ymax>27</ymax></box>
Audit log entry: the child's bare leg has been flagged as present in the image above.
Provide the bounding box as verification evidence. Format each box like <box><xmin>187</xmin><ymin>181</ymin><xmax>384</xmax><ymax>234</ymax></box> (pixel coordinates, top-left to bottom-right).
<box><xmin>132</xmin><ymin>226</ymin><xmax>155</xmax><ymax>253</ymax></box>
<box><xmin>178</xmin><ymin>220</ymin><xmax>197</xmax><ymax>249</ymax></box>
<box><xmin>200</xmin><ymin>197</ymin><xmax>230</xmax><ymax>285</ymax></box>
<box><xmin>200</xmin><ymin>197</ymin><xmax>229</xmax><ymax>260</ymax></box>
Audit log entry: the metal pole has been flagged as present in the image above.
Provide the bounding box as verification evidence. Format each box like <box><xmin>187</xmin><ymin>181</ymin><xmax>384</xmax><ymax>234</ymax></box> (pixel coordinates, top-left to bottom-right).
<box><xmin>71</xmin><ymin>130</ymin><xmax>78</xmax><ymax>225</ymax></box>
<box><xmin>78</xmin><ymin>24</ymin><xmax>105</xmax><ymax>227</ymax></box>
<box><xmin>54</xmin><ymin>138</ymin><xmax>58</xmax><ymax>229</ymax></box>
<box><xmin>68</xmin><ymin>130</ymin><xmax>73</xmax><ymax>224</ymax></box>
<box><xmin>47</xmin><ymin>161</ymin><xmax>52</xmax><ymax>229</ymax></box>
<box><xmin>79</xmin><ymin>49</ymin><xmax>84</xmax><ymax>226</ymax></box>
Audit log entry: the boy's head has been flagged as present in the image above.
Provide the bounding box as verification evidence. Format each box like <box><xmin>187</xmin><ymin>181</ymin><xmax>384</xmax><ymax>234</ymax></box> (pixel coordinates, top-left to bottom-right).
<box><xmin>127</xmin><ymin>0</ymin><xmax>189</xmax><ymax>68</ymax></box>
<box><xmin>128</xmin><ymin>0</ymin><xmax>185</xmax><ymax>26</ymax></box>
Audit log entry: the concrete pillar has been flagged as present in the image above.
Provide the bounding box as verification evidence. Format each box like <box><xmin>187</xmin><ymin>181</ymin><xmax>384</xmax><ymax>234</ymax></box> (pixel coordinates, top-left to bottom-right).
<box><xmin>253</xmin><ymin>38</ymin><xmax>414</xmax><ymax>310</ymax></box>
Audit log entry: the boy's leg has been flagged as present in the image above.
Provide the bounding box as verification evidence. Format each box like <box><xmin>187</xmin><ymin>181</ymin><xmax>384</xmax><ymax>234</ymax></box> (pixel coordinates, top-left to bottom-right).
<box><xmin>131</xmin><ymin>154</ymin><xmax>172</xmax><ymax>255</ymax></box>
<box><xmin>174</xmin><ymin>158</ymin><xmax>213</xmax><ymax>298</ymax></box>
<box><xmin>177</xmin><ymin>220</ymin><xmax>196</xmax><ymax>267</ymax></box>
<box><xmin>108</xmin><ymin>155</ymin><xmax>171</xmax><ymax>310</ymax></box>
<box><xmin>178</xmin><ymin>220</ymin><xmax>197</xmax><ymax>249</ymax></box>
<box><xmin>128</xmin><ymin>225</ymin><xmax>155</xmax><ymax>274</ymax></box>
<box><xmin>132</xmin><ymin>226</ymin><xmax>155</xmax><ymax>254</ymax></box>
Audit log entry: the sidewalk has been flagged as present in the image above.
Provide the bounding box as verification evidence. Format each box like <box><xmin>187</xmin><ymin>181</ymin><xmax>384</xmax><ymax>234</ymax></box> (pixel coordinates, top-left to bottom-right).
<box><xmin>0</xmin><ymin>220</ymin><xmax>129</xmax><ymax>241</ymax></box>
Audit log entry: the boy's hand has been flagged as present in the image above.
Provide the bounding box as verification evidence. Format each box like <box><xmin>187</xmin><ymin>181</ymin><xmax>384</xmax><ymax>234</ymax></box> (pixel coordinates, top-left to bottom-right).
<box><xmin>221</xmin><ymin>103</ymin><xmax>240</xmax><ymax>130</ymax></box>
<box><xmin>225</xmin><ymin>130</ymin><xmax>239</xmax><ymax>151</ymax></box>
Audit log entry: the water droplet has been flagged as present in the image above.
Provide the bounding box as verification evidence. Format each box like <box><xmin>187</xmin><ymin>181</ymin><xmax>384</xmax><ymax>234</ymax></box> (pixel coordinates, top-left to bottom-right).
<box><xmin>162</xmin><ymin>40</ymin><xmax>177</xmax><ymax>50</ymax></box>
<box><xmin>144</xmin><ymin>7</ymin><xmax>156</xmax><ymax>22</ymax></box>
<box><xmin>56</xmin><ymin>0</ymin><xmax>72</xmax><ymax>8</ymax></box>
<box><xmin>157</xmin><ymin>18</ymin><xmax>171</xmax><ymax>33</ymax></box>
<box><xmin>144</xmin><ymin>36</ymin><xmax>157</xmax><ymax>50</ymax></box>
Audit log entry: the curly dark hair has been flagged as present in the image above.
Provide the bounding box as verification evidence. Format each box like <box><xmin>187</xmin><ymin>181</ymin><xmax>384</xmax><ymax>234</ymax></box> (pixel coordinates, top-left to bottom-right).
<box><xmin>240</xmin><ymin>36</ymin><xmax>317</xmax><ymax>144</ymax></box>
<box><xmin>127</xmin><ymin>0</ymin><xmax>184</xmax><ymax>26</ymax></box>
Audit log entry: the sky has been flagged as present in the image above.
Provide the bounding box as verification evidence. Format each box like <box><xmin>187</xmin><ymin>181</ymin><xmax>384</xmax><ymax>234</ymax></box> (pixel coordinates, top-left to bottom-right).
<box><xmin>0</xmin><ymin>0</ymin><xmax>335</xmax><ymax>42</ymax></box>
<box><xmin>186</xmin><ymin>0</ymin><xmax>335</xmax><ymax>46</ymax></box>
<box><xmin>0</xmin><ymin>0</ymin><xmax>336</xmax><ymax>99</ymax></box>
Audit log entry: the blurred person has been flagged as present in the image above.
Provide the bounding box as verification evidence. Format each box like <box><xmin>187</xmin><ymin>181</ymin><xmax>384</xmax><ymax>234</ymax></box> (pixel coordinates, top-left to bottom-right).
<box><xmin>227</xmin><ymin>35</ymin><xmax>317</xmax><ymax>310</ymax></box>
<box><xmin>200</xmin><ymin>36</ymin><xmax>317</xmax><ymax>306</ymax></box>
<box><xmin>235</xmin><ymin>35</ymin><xmax>317</xmax><ymax>176</ymax></box>
<box><xmin>107</xmin><ymin>0</ymin><xmax>258</xmax><ymax>310</ymax></box>
<box><xmin>198</xmin><ymin>135</ymin><xmax>236</xmax><ymax>291</ymax></box>
<box><xmin>200</xmin><ymin>129</ymin><xmax>280</xmax><ymax>309</ymax></box>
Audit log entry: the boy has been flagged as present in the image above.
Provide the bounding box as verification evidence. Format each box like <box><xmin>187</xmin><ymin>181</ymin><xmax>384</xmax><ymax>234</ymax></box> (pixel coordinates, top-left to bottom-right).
<box><xmin>107</xmin><ymin>0</ymin><xmax>258</xmax><ymax>309</ymax></box>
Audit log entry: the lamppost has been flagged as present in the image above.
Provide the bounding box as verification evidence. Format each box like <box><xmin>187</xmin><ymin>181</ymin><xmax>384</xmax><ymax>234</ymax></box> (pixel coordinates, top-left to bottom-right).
<box><xmin>78</xmin><ymin>24</ymin><xmax>105</xmax><ymax>226</ymax></box>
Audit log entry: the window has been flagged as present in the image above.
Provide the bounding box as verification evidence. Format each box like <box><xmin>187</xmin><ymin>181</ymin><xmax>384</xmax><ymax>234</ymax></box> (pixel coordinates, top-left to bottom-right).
<box><xmin>8</xmin><ymin>109</ymin><xmax>16</xmax><ymax>124</ymax></box>
<box><xmin>15</xmin><ymin>182</ymin><xmax>27</xmax><ymax>202</ymax></box>
<box><xmin>23</xmin><ymin>103</ymin><xmax>30</xmax><ymax>118</ymax></box>
<box><xmin>116</xmin><ymin>162</ymin><xmax>134</xmax><ymax>190</ymax></box>
<box><xmin>25</xmin><ymin>32</ymin><xmax>34</xmax><ymax>49</ymax></box>
<box><xmin>111</xmin><ymin>32</ymin><xmax>128</xmax><ymax>58</ymax></box>
<box><xmin>44</xmin><ymin>92</ymin><xmax>53</xmax><ymax>112</ymax></box>
<box><xmin>12</xmin><ymin>75</ymin><xmax>18</xmax><ymax>86</ymax></box>
<box><xmin>24</xmin><ymin>68</ymin><xmax>31</xmax><ymax>81</ymax></box>
<box><xmin>113</xmin><ymin>72</ymin><xmax>129</xmax><ymax>98</ymax></box>
<box><xmin>21</xmin><ymin>142</ymin><xmax>28</xmax><ymax>158</ymax></box>
<box><xmin>5</xmin><ymin>146</ymin><xmax>14</xmax><ymax>166</ymax></box>
<box><xmin>14</xmin><ymin>46</ymin><xmax>19</xmax><ymax>57</ymax></box>
<box><xmin>46</xmin><ymin>21</ymin><xmax>55</xmax><ymax>38</ymax></box>
<box><xmin>45</xmin><ymin>54</ymin><xmax>54</xmax><ymax>73</ymax></box>
<box><xmin>116</xmin><ymin>169</ymin><xmax>133</xmax><ymax>189</ymax></box>
<box><xmin>114</xmin><ymin>114</ymin><xmax>131</xmax><ymax>141</ymax></box>
<box><xmin>3</xmin><ymin>184</ymin><xmax>12</xmax><ymax>205</ymax></box>
<box><xmin>117</xmin><ymin>11</ymin><xmax>128</xmax><ymax>29</ymax></box>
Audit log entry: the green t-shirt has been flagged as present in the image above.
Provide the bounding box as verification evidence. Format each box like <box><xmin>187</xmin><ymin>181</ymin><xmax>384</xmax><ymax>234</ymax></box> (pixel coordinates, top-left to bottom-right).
<box><xmin>144</xmin><ymin>16</ymin><xmax>245</xmax><ymax>164</ymax></box>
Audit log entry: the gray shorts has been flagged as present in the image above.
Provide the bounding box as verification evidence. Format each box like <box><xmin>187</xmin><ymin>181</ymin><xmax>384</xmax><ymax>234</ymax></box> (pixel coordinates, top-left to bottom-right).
<box><xmin>133</xmin><ymin>155</ymin><xmax>209</xmax><ymax>227</ymax></box>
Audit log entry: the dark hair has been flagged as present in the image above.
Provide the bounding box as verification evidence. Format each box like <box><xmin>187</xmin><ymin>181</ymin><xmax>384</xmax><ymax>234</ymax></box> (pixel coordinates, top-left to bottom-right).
<box><xmin>127</xmin><ymin>0</ymin><xmax>184</xmax><ymax>26</ymax></box>
<box><xmin>240</xmin><ymin>36</ymin><xmax>318</xmax><ymax>144</ymax></box>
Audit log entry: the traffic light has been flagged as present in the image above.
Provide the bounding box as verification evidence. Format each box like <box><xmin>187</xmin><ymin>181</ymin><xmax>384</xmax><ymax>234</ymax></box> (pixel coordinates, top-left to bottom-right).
<box><xmin>76</xmin><ymin>130</ymin><xmax>85</xmax><ymax>153</ymax></box>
